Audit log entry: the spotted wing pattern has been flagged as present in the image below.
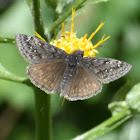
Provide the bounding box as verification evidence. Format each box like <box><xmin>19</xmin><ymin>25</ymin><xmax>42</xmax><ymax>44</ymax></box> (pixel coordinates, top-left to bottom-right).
<box><xmin>27</xmin><ymin>61</ymin><xmax>66</xmax><ymax>94</ymax></box>
<box><xmin>15</xmin><ymin>34</ymin><xmax>67</xmax><ymax>64</ymax></box>
<box><xmin>60</xmin><ymin>66</ymin><xmax>102</xmax><ymax>101</ymax></box>
<box><xmin>82</xmin><ymin>57</ymin><xmax>132</xmax><ymax>84</ymax></box>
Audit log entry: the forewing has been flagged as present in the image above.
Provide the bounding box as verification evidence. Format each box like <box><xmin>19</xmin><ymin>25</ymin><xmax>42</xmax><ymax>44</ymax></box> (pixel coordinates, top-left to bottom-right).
<box><xmin>15</xmin><ymin>34</ymin><xmax>67</xmax><ymax>64</ymax></box>
<box><xmin>27</xmin><ymin>61</ymin><xmax>66</xmax><ymax>94</ymax></box>
<box><xmin>82</xmin><ymin>57</ymin><xmax>132</xmax><ymax>83</ymax></box>
<box><xmin>61</xmin><ymin>67</ymin><xmax>102</xmax><ymax>101</ymax></box>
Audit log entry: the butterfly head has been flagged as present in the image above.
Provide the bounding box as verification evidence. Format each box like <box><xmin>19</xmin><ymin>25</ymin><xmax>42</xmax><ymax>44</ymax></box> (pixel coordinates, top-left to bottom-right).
<box><xmin>65</xmin><ymin>50</ymin><xmax>84</xmax><ymax>67</ymax></box>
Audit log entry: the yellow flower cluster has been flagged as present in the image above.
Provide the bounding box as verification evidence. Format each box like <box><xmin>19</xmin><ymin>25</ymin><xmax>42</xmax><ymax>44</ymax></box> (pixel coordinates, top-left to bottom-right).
<box><xmin>35</xmin><ymin>9</ymin><xmax>110</xmax><ymax>57</ymax></box>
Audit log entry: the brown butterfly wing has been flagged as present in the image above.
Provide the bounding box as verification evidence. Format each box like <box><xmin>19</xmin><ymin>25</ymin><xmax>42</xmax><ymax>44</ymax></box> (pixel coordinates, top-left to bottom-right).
<box><xmin>82</xmin><ymin>57</ymin><xmax>132</xmax><ymax>84</ymax></box>
<box><xmin>15</xmin><ymin>34</ymin><xmax>67</xmax><ymax>64</ymax></box>
<box><xmin>27</xmin><ymin>61</ymin><xmax>66</xmax><ymax>94</ymax></box>
<box><xmin>61</xmin><ymin>66</ymin><xmax>102</xmax><ymax>101</ymax></box>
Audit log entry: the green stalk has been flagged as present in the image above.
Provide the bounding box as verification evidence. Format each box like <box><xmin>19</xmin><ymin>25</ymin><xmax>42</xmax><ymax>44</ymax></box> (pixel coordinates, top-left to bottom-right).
<box><xmin>46</xmin><ymin>0</ymin><xmax>87</xmax><ymax>34</ymax></box>
<box><xmin>0</xmin><ymin>37</ymin><xmax>15</xmax><ymax>43</ymax></box>
<box><xmin>31</xmin><ymin>0</ymin><xmax>52</xmax><ymax>140</ymax></box>
<box><xmin>0</xmin><ymin>63</ymin><xmax>27</xmax><ymax>82</ymax></box>
<box><xmin>35</xmin><ymin>88</ymin><xmax>52</xmax><ymax>140</ymax></box>
<box><xmin>72</xmin><ymin>108</ymin><xmax>132</xmax><ymax>140</ymax></box>
<box><xmin>31</xmin><ymin>0</ymin><xmax>48</xmax><ymax>41</ymax></box>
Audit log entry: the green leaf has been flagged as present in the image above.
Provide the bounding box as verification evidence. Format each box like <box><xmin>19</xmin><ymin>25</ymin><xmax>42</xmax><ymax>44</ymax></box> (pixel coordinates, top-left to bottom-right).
<box><xmin>46</xmin><ymin>0</ymin><xmax>87</xmax><ymax>35</ymax></box>
<box><xmin>111</xmin><ymin>80</ymin><xmax>134</xmax><ymax>102</ymax></box>
<box><xmin>44</xmin><ymin>0</ymin><xmax>57</xmax><ymax>9</ymax></box>
<box><xmin>46</xmin><ymin>0</ymin><xmax>111</xmax><ymax>39</ymax></box>
<box><xmin>25</xmin><ymin>0</ymin><xmax>32</xmax><ymax>8</ymax></box>
<box><xmin>126</xmin><ymin>83</ymin><xmax>140</xmax><ymax>113</ymax></box>
<box><xmin>0</xmin><ymin>63</ymin><xmax>27</xmax><ymax>82</ymax></box>
<box><xmin>0</xmin><ymin>35</ymin><xmax>15</xmax><ymax>43</ymax></box>
<box><xmin>40</xmin><ymin>0</ymin><xmax>56</xmax><ymax>29</ymax></box>
<box><xmin>84</xmin><ymin>0</ymin><xmax>110</xmax><ymax>6</ymax></box>
<box><xmin>72</xmin><ymin>106</ymin><xmax>131</xmax><ymax>140</ymax></box>
<box><xmin>108</xmin><ymin>101</ymin><xmax>129</xmax><ymax>116</ymax></box>
<box><xmin>56</xmin><ymin>0</ymin><xmax>75</xmax><ymax>14</ymax></box>
<box><xmin>0</xmin><ymin>79</ymin><xmax>34</xmax><ymax>111</ymax></box>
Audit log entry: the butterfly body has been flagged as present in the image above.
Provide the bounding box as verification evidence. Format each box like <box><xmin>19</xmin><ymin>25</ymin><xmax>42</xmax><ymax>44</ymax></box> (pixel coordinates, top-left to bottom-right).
<box><xmin>15</xmin><ymin>34</ymin><xmax>132</xmax><ymax>101</ymax></box>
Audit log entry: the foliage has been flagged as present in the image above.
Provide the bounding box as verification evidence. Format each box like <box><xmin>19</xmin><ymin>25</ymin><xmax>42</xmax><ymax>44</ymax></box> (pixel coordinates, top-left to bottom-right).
<box><xmin>0</xmin><ymin>0</ymin><xmax>140</xmax><ymax>140</ymax></box>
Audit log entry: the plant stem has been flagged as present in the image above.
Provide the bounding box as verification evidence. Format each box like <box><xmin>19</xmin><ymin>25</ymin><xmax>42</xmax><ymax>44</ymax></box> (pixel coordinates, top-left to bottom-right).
<box><xmin>31</xmin><ymin>0</ymin><xmax>48</xmax><ymax>41</ymax></box>
<box><xmin>72</xmin><ymin>108</ymin><xmax>132</xmax><ymax>140</ymax></box>
<box><xmin>46</xmin><ymin>0</ymin><xmax>87</xmax><ymax>34</ymax></box>
<box><xmin>0</xmin><ymin>37</ymin><xmax>15</xmax><ymax>43</ymax></box>
<box><xmin>35</xmin><ymin>88</ymin><xmax>52</xmax><ymax>140</ymax></box>
<box><xmin>31</xmin><ymin>0</ymin><xmax>52</xmax><ymax>140</ymax></box>
<box><xmin>0</xmin><ymin>63</ymin><xmax>27</xmax><ymax>82</ymax></box>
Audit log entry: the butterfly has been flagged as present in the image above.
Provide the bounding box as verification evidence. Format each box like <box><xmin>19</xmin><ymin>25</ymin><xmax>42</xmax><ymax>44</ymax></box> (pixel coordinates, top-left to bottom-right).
<box><xmin>15</xmin><ymin>34</ymin><xmax>132</xmax><ymax>101</ymax></box>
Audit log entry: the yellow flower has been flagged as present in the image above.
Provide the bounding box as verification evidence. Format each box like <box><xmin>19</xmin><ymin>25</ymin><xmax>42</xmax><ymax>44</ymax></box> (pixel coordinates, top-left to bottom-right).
<box><xmin>35</xmin><ymin>9</ymin><xmax>110</xmax><ymax>57</ymax></box>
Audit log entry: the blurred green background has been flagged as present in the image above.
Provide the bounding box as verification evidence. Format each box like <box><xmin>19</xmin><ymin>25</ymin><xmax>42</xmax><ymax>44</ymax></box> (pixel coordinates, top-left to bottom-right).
<box><xmin>0</xmin><ymin>0</ymin><xmax>140</xmax><ymax>140</ymax></box>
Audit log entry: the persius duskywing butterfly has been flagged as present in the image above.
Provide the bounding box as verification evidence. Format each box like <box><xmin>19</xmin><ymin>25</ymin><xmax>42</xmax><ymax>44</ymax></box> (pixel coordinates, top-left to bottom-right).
<box><xmin>15</xmin><ymin>34</ymin><xmax>132</xmax><ymax>101</ymax></box>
